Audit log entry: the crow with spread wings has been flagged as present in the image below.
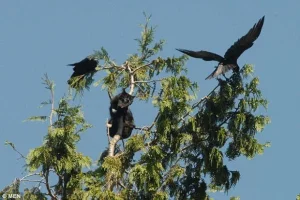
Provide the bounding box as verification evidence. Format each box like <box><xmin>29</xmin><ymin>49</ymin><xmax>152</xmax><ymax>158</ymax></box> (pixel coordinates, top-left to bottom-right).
<box><xmin>177</xmin><ymin>16</ymin><xmax>265</xmax><ymax>80</ymax></box>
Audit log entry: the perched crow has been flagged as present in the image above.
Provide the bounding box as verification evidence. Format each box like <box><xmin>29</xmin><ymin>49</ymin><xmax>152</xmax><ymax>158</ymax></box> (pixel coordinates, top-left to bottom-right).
<box><xmin>67</xmin><ymin>56</ymin><xmax>98</xmax><ymax>85</ymax></box>
<box><xmin>177</xmin><ymin>16</ymin><xmax>265</xmax><ymax>80</ymax></box>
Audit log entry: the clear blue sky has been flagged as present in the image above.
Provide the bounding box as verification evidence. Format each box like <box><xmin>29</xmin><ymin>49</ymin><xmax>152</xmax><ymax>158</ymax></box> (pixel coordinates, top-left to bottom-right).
<box><xmin>0</xmin><ymin>1</ymin><xmax>299</xmax><ymax>199</ymax></box>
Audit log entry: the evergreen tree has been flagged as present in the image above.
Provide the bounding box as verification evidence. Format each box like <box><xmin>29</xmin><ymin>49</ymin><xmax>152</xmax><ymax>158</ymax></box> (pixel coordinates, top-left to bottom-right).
<box><xmin>2</xmin><ymin>14</ymin><xmax>271</xmax><ymax>200</ymax></box>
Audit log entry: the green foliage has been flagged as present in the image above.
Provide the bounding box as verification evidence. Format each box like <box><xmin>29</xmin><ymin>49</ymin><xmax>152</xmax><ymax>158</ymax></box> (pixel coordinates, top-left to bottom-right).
<box><xmin>18</xmin><ymin>75</ymin><xmax>92</xmax><ymax>199</ymax></box>
<box><xmin>23</xmin><ymin>187</ymin><xmax>47</xmax><ymax>200</ymax></box>
<box><xmin>68</xmin><ymin>71</ymin><xmax>97</xmax><ymax>96</ymax></box>
<box><xmin>23</xmin><ymin>116</ymin><xmax>48</xmax><ymax>122</ymax></box>
<box><xmin>230</xmin><ymin>197</ymin><xmax>240</xmax><ymax>200</ymax></box>
<box><xmin>2</xmin><ymin>14</ymin><xmax>270</xmax><ymax>200</ymax></box>
<box><xmin>0</xmin><ymin>179</ymin><xmax>20</xmax><ymax>199</ymax></box>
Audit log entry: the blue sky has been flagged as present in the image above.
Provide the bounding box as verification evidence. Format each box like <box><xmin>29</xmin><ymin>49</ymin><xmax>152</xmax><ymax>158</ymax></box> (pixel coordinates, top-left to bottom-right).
<box><xmin>0</xmin><ymin>1</ymin><xmax>299</xmax><ymax>199</ymax></box>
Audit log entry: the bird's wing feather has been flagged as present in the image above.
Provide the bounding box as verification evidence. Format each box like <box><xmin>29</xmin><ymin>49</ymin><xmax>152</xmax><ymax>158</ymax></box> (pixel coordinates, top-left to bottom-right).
<box><xmin>67</xmin><ymin>58</ymin><xmax>90</xmax><ymax>67</ymax></box>
<box><xmin>176</xmin><ymin>49</ymin><xmax>224</xmax><ymax>62</ymax></box>
<box><xmin>224</xmin><ymin>16</ymin><xmax>265</xmax><ymax>60</ymax></box>
<box><xmin>205</xmin><ymin>64</ymin><xmax>235</xmax><ymax>80</ymax></box>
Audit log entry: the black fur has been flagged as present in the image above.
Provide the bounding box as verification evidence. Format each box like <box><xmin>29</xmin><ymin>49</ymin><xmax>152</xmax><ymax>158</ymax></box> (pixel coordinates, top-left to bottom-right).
<box><xmin>109</xmin><ymin>89</ymin><xmax>135</xmax><ymax>139</ymax></box>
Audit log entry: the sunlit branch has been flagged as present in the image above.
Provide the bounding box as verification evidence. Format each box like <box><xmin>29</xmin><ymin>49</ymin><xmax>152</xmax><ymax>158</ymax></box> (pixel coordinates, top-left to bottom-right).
<box><xmin>20</xmin><ymin>179</ymin><xmax>46</xmax><ymax>184</ymax></box>
<box><xmin>132</xmin><ymin>62</ymin><xmax>153</xmax><ymax>74</ymax></box>
<box><xmin>135</xmin><ymin>79</ymin><xmax>162</xmax><ymax>83</ymax></box>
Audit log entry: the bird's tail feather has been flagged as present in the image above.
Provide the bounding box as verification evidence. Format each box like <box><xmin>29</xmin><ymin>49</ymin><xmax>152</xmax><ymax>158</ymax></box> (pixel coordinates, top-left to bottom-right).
<box><xmin>205</xmin><ymin>70</ymin><xmax>216</xmax><ymax>80</ymax></box>
<box><xmin>206</xmin><ymin>64</ymin><xmax>235</xmax><ymax>80</ymax></box>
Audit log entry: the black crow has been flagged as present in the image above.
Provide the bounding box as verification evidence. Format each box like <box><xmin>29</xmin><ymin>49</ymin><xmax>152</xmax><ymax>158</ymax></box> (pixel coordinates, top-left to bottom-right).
<box><xmin>67</xmin><ymin>56</ymin><xmax>98</xmax><ymax>85</ymax></box>
<box><xmin>177</xmin><ymin>16</ymin><xmax>265</xmax><ymax>80</ymax></box>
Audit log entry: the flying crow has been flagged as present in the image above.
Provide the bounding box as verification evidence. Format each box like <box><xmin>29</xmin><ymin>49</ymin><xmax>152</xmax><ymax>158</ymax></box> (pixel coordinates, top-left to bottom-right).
<box><xmin>177</xmin><ymin>16</ymin><xmax>265</xmax><ymax>80</ymax></box>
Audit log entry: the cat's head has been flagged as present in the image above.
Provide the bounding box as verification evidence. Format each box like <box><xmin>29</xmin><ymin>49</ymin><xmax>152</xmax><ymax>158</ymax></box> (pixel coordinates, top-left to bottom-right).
<box><xmin>117</xmin><ymin>89</ymin><xmax>135</xmax><ymax>108</ymax></box>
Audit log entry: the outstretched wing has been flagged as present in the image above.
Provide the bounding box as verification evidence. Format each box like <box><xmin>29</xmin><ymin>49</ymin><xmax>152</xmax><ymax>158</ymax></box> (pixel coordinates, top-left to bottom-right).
<box><xmin>176</xmin><ymin>49</ymin><xmax>224</xmax><ymax>62</ymax></box>
<box><xmin>224</xmin><ymin>16</ymin><xmax>265</xmax><ymax>60</ymax></box>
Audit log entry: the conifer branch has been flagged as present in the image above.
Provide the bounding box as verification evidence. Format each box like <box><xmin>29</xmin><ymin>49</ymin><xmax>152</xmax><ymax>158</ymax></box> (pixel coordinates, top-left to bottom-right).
<box><xmin>132</xmin><ymin>62</ymin><xmax>153</xmax><ymax>74</ymax></box>
<box><xmin>42</xmin><ymin>74</ymin><xmax>55</xmax><ymax>127</ymax></box>
<box><xmin>5</xmin><ymin>141</ymin><xmax>26</xmax><ymax>159</ymax></box>
<box><xmin>180</xmin><ymin>83</ymin><xmax>220</xmax><ymax>123</ymax></box>
<box><xmin>49</xmin><ymin>84</ymin><xmax>54</xmax><ymax>127</ymax></box>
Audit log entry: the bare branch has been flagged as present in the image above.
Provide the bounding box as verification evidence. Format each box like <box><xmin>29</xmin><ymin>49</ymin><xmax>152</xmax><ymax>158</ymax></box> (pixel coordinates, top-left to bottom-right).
<box><xmin>148</xmin><ymin>112</ymin><xmax>160</xmax><ymax>130</ymax></box>
<box><xmin>20</xmin><ymin>173</ymin><xmax>41</xmax><ymax>181</ymax></box>
<box><xmin>20</xmin><ymin>179</ymin><xmax>46</xmax><ymax>184</ymax></box>
<box><xmin>106</xmin><ymin>119</ymin><xmax>112</xmax><ymax>143</ymax></box>
<box><xmin>14</xmin><ymin>147</ymin><xmax>26</xmax><ymax>159</ymax></box>
<box><xmin>118</xmin><ymin>181</ymin><xmax>126</xmax><ymax>189</ymax></box>
<box><xmin>108</xmin><ymin>135</ymin><xmax>121</xmax><ymax>157</ymax></box>
<box><xmin>49</xmin><ymin>84</ymin><xmax>54</xmax><ymax>127</ymax></box>
<box><xmin>135</xmin><ymin>79</ymin><xmax>162</xmax><ymax>83</ymax></box>
<box><xmin>115</xmin><ymin>68</ymin><xmax>126</xmax><ymax>78</ymax></box>
<box><xmin>5</xmin><ymin>141</ymin><xmax>26</xmax><ymax>159</ymax></box>
<box><xmin>126</xmin><ymin>62</ymin><xmax>135</xmax><ymax>95</ymax></box>
<box><xmin>44</xmin><ymin>169</ymin><xmax>58</xmax><ymax>200</ymax></box>
<box><xmin>134</xmin><ymin>83</ymin><xmax>147</xmax><ymax>94</ymax></box>
<box><xmin>101</xmin><ymin>65</ymin><xmax>123</xmax><ymax>70</ymax></box>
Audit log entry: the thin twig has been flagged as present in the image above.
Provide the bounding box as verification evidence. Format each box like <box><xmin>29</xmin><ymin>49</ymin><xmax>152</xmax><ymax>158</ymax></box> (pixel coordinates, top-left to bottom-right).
<box><xmin>20</xmin><ymin>179</ymin><xmax>46</xmax><ymax>184</ymax></box>
<box><xmin>132</xmin><ymin>62</ymin><xmax>153</xmax><ymax>73</ymax></box>
<box><xmin>69</xmin><ymin>74</ymin><xmax>84</xmax><ymax>87</ymax></box>
<box><xmin>49</xmin><ymin>82</ymin><xmax>55</xmax><ymax>127</ymax></box>
<box><xmin>118</xmin><ymin>181</ymin><xmax>126</xmax><ymax>189</ymax></box>
<box><xmin>7</xmin><ymin>143</ymin><xmax>26</xmax><ymax>159</ymax></box>
<box><xmin>116</xmin><ymin>68</ymin><xmax>126</xmax><ymax>78</ymax></box>
<box><xmin>157</xmin><ymin>159</ymin><xmax>182</xmax><ymax>192</ymax></box>
<box><xmin>134</xmin><ymin>83</ymin><xmax>147</xmax><ymax>94</ymax></box>
<box><xmin>44</xmin><ymin>169</ymin><xmax>57</xmax><ymax>200</ymax></box>
<box><xmin>148</xmin><ymin>112</ymin><xmax>160</xmax><ymax>130</ymax></box>
<box><xmin>126</xmin><ymin>62</ymin><xmax>135</xmax><ymax>95</ymax></box>
<box><xmin>20</xmin><ymin>173</ymin><xmax>41</xmax><ymax>181</ymax></box>
<box><xmin>180</xmin><ymin>84</ymin><xmax>220</xmax><ymax>122</ymax></box>
<box><xmin>218</xmin><ymin>107</ymin><xmax>240</xmax><ymax>128</ymax></box>
<box><xmin>101</xmin><ymin>66</ymin><xmax>121</xmax><ymax>70</ymax></box>
<box><xmin>135</xmin><ymin>79</ymin><xmax>162</xmax><ymax>83</ymax></box>
<box><xmin>122</xmin><ymin>139</ymin><xmax>125</xmax><ymax>150</ymax></box>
